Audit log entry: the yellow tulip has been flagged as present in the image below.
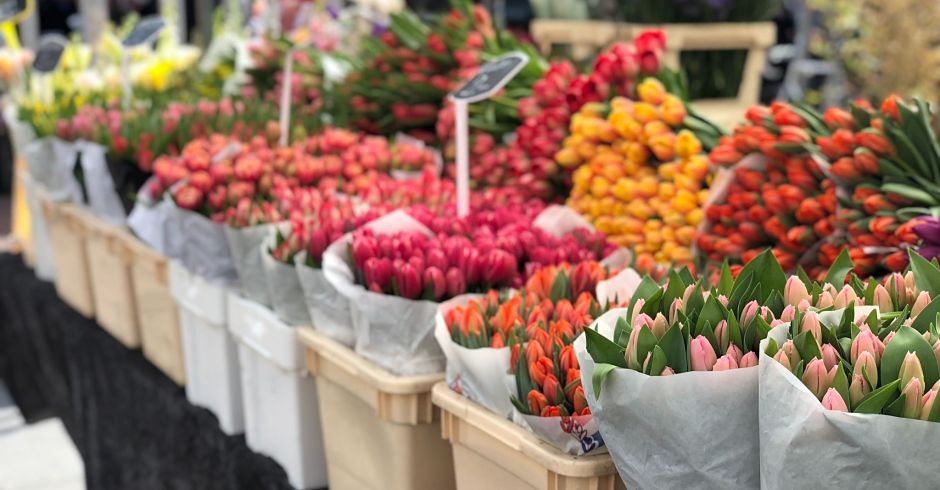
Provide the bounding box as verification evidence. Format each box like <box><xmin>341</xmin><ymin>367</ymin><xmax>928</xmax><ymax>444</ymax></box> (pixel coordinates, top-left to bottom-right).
<box><xmin>673</xmin><ymin>190</ymin><xmax>699</xmax><ymax>213</ymax></box>
<box><xmin>676</xmin><ymin>226</ymin><xmax>697</xmax><ymax>245</ymax></box>
<box><xmin>648</xmin><ymin>133</ymin><xmax>676</xmax><ymax>161</ymax></box>
<box><xmin>555</xmin><ymin>147</ymin><xmax>581</xmax><ymax>168</ymax></box>
<box><xmin>612</xmin><ymin>178</ymin><xmax>635</xmax><ymax>201</ymax></box>
<box><xmin>675</xmin><ymin>130</ymin><xmax>703</xmax><ymax>159</ymax></box>
<box><xmin>661</xmin><ymin>95</ymin><xmax>687</xmax><ymax>126</ymax></box>
<box><xmin>590</xmin><ymin>176</ymin><xmax>610</xmax><ymax>198</ymax></box>
<box><xmin>644</xmin><ymin>120</ymin><xmax>670</xmax><ymax>139</ymax></box>
<box><xmin>686</xmin><ymin>208</ymin><xmax>705</xmax><ymax>226</ymax></box>
<box><xmin>631</xmin><ymin>102</ymin><xmax>659</xmax><ymax>124</ymax></box>
<box><xmin>637</xmin><ymin>78</ymin><xmax>667</xmax><ymax>105</ymax></box>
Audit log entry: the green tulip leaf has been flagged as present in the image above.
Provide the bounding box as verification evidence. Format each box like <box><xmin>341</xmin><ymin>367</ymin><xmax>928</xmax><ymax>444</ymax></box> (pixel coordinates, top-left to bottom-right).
<box><xmin>831</xmin><ymin>360</ymin><xmax>850</xmax><ymax>406</ymax></box>
<box><xmin>640</xmin><ymin>288</ymin><xmax>664</xmax><ymax>317</ymax></box>
<box><xmin>696</xmin><ymin>295</ymin><xmax>723</xmax><ymax>334</ymax></box>
<box><xmin>929</xmin><ymin>389</ymin><xmax>940</xmax><ymax>422</ymax></box>
<box><xmin>839</xmin><ymin>337</ymin><xmax>852</xmax><ymax>358</ymax></box>
<box><xmin>636</xmin><ymin>326</ymin><xmax>659</xmax><ymax>372</ymax></box>
<box><xmin>633</xmin><ymin>275</ymin><xmax>662</xmax><ymax>302</ymax></box>
<box><xmin>908</xmin><ymin>249</ymin><xmax>940</xmax><ymax>296</ymax></box>
<box><xmin>733</xmin><ymin>248</ymin><xmax>786</xmax><ymax>303</ymax></box>
<box><xmin>549</xmin><ymin>269</ymin><xmax>569</xmax><ymax>303</ymax></box>
<box><xmin>678</xmin><ymin>267</ymin><xmax>695</xmax><ymax>288</ymax></box>
<box><xmin>729</xmin><ymin>313</ymin><xmax>744</xmax><ymax>352</ymax></box>
<box><xmin>648</xmin><ymin>345</ymin><xmax>668</xmax><ymax>376</ymax></box>
<box><xmin>584</xmin><ymin>327</ymin><xmax>627</xmax><ymax>368</ymax></box>
<box><xmin>765</xmin><ymin>290</ymin><xmax>785</xmax><ymax>318</ymax></box>
<box><xmin>659</xmin><ymin>323</ymin><xmax>688</xmax><ymax>373</ymax></box>
<box><xmin>883</xmin><ymin>392</ymin><xmax>907</xmax><ymax>417</ymax></box>
<box><xmin>764</xmin><ymin>337</ymin><xmax>779</xmax><ymax>358</ymax></box>
<box><xmin>591</xmin><ymin>363</ymin><xmax>617</xmax><ymax>399</ymax></box>
<box><xmin>663</xmin><ymin>270</ymin><xmax>687</xmax><ymax>313</ymax></box>
<box><xmin>824</xmin><ymin>248</ymin><xmax>854</xmax><ymax>287</ymax></box>
<box><xmin>718</xmin><ymin>261</ymin><xmax>734</xmax><ymax>297</ymax></box>
<box><xmin>881</xmin><ymin>326</ymin><xmax>940</xmax><ymax>388</ymax></box>
<box><xmin>613</xmin><ymin>316</ymin><xmax>632</xmax><ymax>348</ymax></box>
<box><xmin>855</xmin><ymin>379</ymin><xmax>901</xmax><ymax>414</ymax></box>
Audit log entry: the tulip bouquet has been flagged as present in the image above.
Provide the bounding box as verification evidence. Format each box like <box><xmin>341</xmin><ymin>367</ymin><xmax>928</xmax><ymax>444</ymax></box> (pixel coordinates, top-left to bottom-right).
<box><xmin>558</xmin><ymin>78</ymin><xmax>711</xmax><ymax>268</ymax></box>
<box><xmin>576</xmin><ymin>249</ymin><xmax>816</xmax><ymax>489</ymax></box>
<box><xmin>699</xmin><ymin>102</ymin><xmax>838</xmax><ymax>277</ymax></box>
<box><xmin>434</xmin><ymin>261</ymin><xmax>634</xmax><ymax>454</ymax></box>
<box><xmin>758</xmin><ymin>250</ymin><xmax>940</xmax><ymax>488</ymax></box>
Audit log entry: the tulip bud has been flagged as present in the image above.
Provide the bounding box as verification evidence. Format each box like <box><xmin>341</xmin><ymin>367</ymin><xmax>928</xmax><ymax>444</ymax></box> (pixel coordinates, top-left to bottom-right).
<box><xmin>883</xmin><ymin>331</ymin><xmax>896</xmax><ymax>345</ymax></box>
<box><xmin>423</xmin><ymin>266</ymin><xmax>447</xmax><ymax>301</ymax></box>
<box><xmin>690</xmin><ymin>336</ymin><xmax>718</xmax><ymax>371</ymax></box>
<box><xmin>803</xmin><ymin>358</ymin><xmax>835</xmax><ymax>400</ymax></box>
<box><xmin>629</xmin><ymin>300</ymin><xmax>646</xmax><ymax>324</ymax></box>
<box><xmin>781</xmin><ymin>340</ymin><xmax>801</xmax><ymax>366</ymax></box>
<box><xmin>740</xmin><ymin>351</ymin><xmax>759</xmax><ymax>368</ymax></box>
<box><xmin>445</xmin><ymin>268</ymin><xmax>466</xmax><ymax>297</ymax></box>
<box><xmin>851</xmin><ymin>330</ymin><xmax>885</xmax><ymax>364</ymax></box>
<box><xmin>773</xmin><ymin>349</ymin><xmax>792</xmax><ymax>371</ymax></box>
<box><xmin>834</xmin><ymin>286</ymin><xmax>859</xmax><ymax>309</ymax></box>
<box><xmin>527</xmin><ymin>390</ymin><xmax>548</xmax><ymax>416</ymax></box>
<box><xmin>902</xmin><ymin>377</ymin><xmax>925</xmax><ymax>419</ymax></box>
<box><xmin>784</xmin><ymin>276</ymin><xmax>810</xmax><ymax>306</ymax></box>
<box><xmin>780</xmin><ymin>304</ymin><xmax>796</xmax><ymax>323</ymax></box>
<box><xmin>668</xmin><ymin>298</ymin><xmax>683</xmax><ymax>325</ymax></box>
<box><xmin>800</xmin><ymin>312</ymin><xmax>822</xmax><ymax>344</ymax></box>
<box><xmin>740</xmin><ymin>300</ymin><xmax>759</xmax><ymax>331</ymax></box>
<box><xmin>904</xmin><ymin>271</ymin><xmax>918</xmax><ymax>296</ymax></box>
<box><xmin>573</xmin><ymin>385</ymin><xmax>589</xmax><ymax>414</ymax></box>
<box><xmin>660</xmin><ymin>367</ymin><xmax>675</xmax><ymax>376</ymax></box>
<box><xmin>713</xmin><ymin>354</ymin><xmax>739</xmax><ymax>371</ymax></box>
<box><xmin>849</xmin><ymin>373</ymin><xmax>871</xmax><ymax>408</ymax></box>
<box><xmin>681</xmin><ymin>285</ymin><xmax>695</xmax><ymax>306</ymax></box>
<box><xmin>714</xmin><ymin>320</ymin><xmax>729</xmax><ymax>353</ymax></box>
<box><xmin>934</xmin><ymin>340</ymin><xmax>940</xmax><ymax>368</ymax></box>
<box><xmin>560</xmin><ymin>345</ymin><xmax>578</xmax><ymax>373</ymax></box>
<box><xmin>853</xmin><ymin>350</ymin><xmax>879</xmax><ymax>387</ymax></box>
<box><xmin>651</xmin><ymin>313</ymin><xmax>669</xmax><ymax>340</ymax></box>
<box><xmin>726</xmin><ymin>344</ymin><xmax>744</xmax><ymax>365</ymax></box>
<box><xmin>886</xmin><ymin>273</ymin><xmax>908</xmax><ymax>307</ymax></box>
<box><xmin>912</xmin><ymin>291</ymin><xmax>931</xmax><ymax>318</ymax></box>
<box><xmin>816</xmin><ymin>291</ymin><xmax>835</xmax><ymax>309</ymax></box>
<box><xmin>625</xmin><ymin>324</ymin><xmax>643</xmax><ymax>370</ymax></box>
<box><xmin>525</xmin><ymin>341</ymin><xmax>545</xmax><ymax>365</ymax></box>
<box><xmin>873</xmin><ymin>284</ymin><xmax>893</xmax><ymax>312</ymax></box>
<box><xmin>821</xmin><ymin>343</ymin><xmax>839</xmax><ymax>371</ymax></box>
<box><xmin>899</xmin><ymin>352</ymin><xmax>926</xmax><ymax>390</ymax></box>
<box><xmin>529</xmin><ymin>357</ymin><xmax>554</xmax><ymax>387</ymax></box>
<box><xmin>543</xmin><ymin>374</ymin><xmax>563</xmax><ymax>406</ymax></box>
<box><xmin>821</xmin><ymin>388</ymin><xmax>849</xmax><ymax>411</ymax></box>
<box><xmin>921</xmin><ymin>389</ymin><xmax>937</xmax><ymax>421</ymax></box>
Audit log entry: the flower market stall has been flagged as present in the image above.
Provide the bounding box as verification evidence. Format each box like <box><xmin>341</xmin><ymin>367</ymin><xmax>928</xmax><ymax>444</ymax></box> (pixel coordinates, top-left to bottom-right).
<box><xmin>4</xmin><ymin>1</ymin><xmax>940</xmax><ymax>490</ymax></box>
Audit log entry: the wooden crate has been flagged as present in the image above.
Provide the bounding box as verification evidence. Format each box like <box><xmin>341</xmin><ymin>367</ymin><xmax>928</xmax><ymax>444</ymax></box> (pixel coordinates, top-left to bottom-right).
<box><xmin>42</xmin><ymin>200</ymin><xmax>95</xmax><ymax>318</ymax></box>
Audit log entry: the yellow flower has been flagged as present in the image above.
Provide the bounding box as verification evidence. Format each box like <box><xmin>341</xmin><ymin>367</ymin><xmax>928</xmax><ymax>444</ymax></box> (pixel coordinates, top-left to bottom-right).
<box><xmin>661</xmin><ymin>95</ymin><xmax>687</xmax><ymax>126</ymax></box>
<box><xmin>631</xmin><ymin>102</ymin><xmax>659</xmax><ymax>124</ymax></box>
<box><xmin>675</xmin><ymin>130</ymin><xmax>703</xmax><ymax>159</ymax></box>
<box><xmin>637</xmin><ymin>78</ymin><xmax>667</xmax><ymax>105</ymax></box>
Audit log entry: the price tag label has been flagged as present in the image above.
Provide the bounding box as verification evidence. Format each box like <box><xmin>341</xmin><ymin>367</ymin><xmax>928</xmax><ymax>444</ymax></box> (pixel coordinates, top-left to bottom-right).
<box><xmin>122</xmin><ymin>16</ymin><xmax>166</xmax><ymax>47</ymax></box>
<box><xmin>33</xmin><ymin>34</ymin><xmax>67</xmax><ymax>73</ymax></box>
<box><xmin>450</xmin><ymin>51</ymin><xmax>529</xmax><ymax>103</ymax></box>
<box><xmin>449</xmin><ymin>52</ymin><xmax>529</xmax><ymax>217</ymax></box>
<box><xmin>0</xmin><ymin>0</ymin><xmax>20</xmax><ymax>23</ymax></box>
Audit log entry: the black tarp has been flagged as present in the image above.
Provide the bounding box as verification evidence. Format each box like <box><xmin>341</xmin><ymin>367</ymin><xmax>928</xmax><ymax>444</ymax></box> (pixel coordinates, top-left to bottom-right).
<box><xmin>0</xmin><ymin>253</ymin><xmax>294</xmax><ymax>490</ymax></box>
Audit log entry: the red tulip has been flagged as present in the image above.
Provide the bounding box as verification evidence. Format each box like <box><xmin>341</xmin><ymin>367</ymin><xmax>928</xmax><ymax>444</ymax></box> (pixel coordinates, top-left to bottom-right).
<box><xmin>527</xmin><ymin>390</ymin><xmax>548</xmax><ymax>417</ymax></box>
<box><xmin>423</xmin><ymin>266</ymin><xmax>447</xmax><ymax>301</ymax></box>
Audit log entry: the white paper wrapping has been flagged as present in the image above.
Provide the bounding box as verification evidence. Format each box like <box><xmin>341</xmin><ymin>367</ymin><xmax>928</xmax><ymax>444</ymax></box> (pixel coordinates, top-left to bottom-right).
<box><xmin>127</xmin><ymin>177</ymin><xmax>172</xmax><ymax>254</ymax></box>
<box><xmin>433</xmin><ymin>294</ymin><xmax>513</xmax><ymax>417</ymax></box>
<box><xmin>533</xmin><ymin>204</ymin><xmax>596</xmax><ymax>237</ymax></box>
<box><xmin>576</xmin><ymin>308</ymin><xmax>761</xmax><ymax>490</ymax></box>
<box><xmin>21</xmin><ymin>137</ymin><xmax>83</xmax><ymax>203</ymax></box>
<box><xmin>162</xmin><ymin>198</ymin><xmax>237</xmax><ymax>284</ymax></box>
<box><xmin>260</xmin><ymin>230</ymin><xmax>311</xmax><ymax>326</ymax></box>
<box><xmin>76</xmin><ymin>141</ymin><xmax>127</xmax><ymax>225</ymax></box>
<box><xmin>323</xmin><ymin>210</ymin><xmax>444</xmax><ymax>375</ymax></box>
<box><xmin>295</xmin><ymin>252</ymin><xmax>355</xmax><ymax>346</ymax></box>
<box><xmin>21</xmin><ymin>173</ymin><xmax>56</xmax><ymax>281</ymax></box>
<box><xmin>3</xmin><ymin>104</ymin><xmax>36</xmax><ymax>155</ymax></box>
<box><xmin>225</xmin><ymin>223</ymin><xmax>276</xmax><ymax>306</ymax></box>
<box><xmin>519</xmin><ymin>411</ymin><xmax>606</xmax><ymax>456</ymax></box>
<box><xmin>758</xmin><ymin>323</ymin><xmax>938</xmax><ymax>489</ymax></box>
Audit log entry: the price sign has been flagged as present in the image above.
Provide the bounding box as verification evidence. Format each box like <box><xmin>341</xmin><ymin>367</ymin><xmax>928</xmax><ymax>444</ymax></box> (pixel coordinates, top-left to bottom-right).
<box><xmin>0</xmin><ymin>0</ymin><xmax>20</xmax><ymax>23</ymax></box>
<box><xmin>449</xmin><ymin>51</ymin><xmax>529</xmax><ymax>217</ymax></box>
<box><xmin>33</xmin><ymin>34</ymin><xmax>67</xmax><ymax>73</ymax></box>
<box><xmin>122</xmin><ymin>16</ymin><xmax>166</xmax><ymax>47</ymax></box>
<box><xmin>451</xmin><ymin>52</ymin><xmax>529</xmax><ymax>103</ymax></box>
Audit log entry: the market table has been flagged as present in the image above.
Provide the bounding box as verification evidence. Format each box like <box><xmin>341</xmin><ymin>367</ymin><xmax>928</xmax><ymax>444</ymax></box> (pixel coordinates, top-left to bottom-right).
<box><xmin>0</xmin><ymin>253</ymin><xmax>295</xmax><ymax>490</ymax></box>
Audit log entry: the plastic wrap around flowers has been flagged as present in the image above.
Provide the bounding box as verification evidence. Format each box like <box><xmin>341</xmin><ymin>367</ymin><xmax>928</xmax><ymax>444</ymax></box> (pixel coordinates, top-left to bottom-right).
<box><xmin>347</xmin><ymin>203</ymin><xmax>616</xmax><ymax>300</ymax></box>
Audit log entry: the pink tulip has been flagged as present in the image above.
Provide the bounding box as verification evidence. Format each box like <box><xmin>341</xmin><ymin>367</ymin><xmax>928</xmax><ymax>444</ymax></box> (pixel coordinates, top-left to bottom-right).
<box><xmin>873</xmin><ymin>284</ymin><xmax>893</xmax><ymax>312</ymax></box>
<box><xmin>351</xmin><ymin>235</ymin><xmax>377</xmax><ymax>269</ymax></box>
<box><xmin>800</xmin><ymin>312</ymin><xmax>822</xmax><ymax>343</ymax></box>
<box><xmin>851</xmin><ymin>330</ymin><xmax>885</xmax><ymax>364</ymax></box>
<box><xmin>660</xmin><ymin>367</ymin><xmax>675</xmax><ymax>376</ymax></box>
<box><xmin>713</xmin><ymin>354</ymin><xmax>739</xmax><ymax>371</ymax></box>
<box><xmin>883</xmin><ymin>331</ymin><xmax>896</xmax><ymax>345</ymax></box>
<box><xmin>445</xmin><ymin>268</ymin><xmax>466</xmax><ymax>297</ymax></box>
<box><xmin>740</xmin><ymin>300</ymin><xmax>759</xmax><ymax>331</ymax></box>
<box><xmin>902</xmin><ymin>377</ymin><xmax>925</xmax><ymax>419</ymax></box>
<box><xmin>668</xmin><ymin>298</ymin><xmax>683</xmax><ymax>324</ymax></box>
<box><xmin>363</xmin><ymin>257</ymin><xmax>393</xmax><ymax>293</ymax></box>
<box><xmin>884</xmin><ymin>272</ymin><xmax>908</xmax><ymax>307</ymax></box>
<box><xmin>740</xmin><ymin>351</ymin><xmax>759</xmax><ymax>368</ymax></box>
<box><xmin>853</xmin><ymin>350</ymin><xmax>879</xmax><ymax>387</ymax></box>
<box><xmin>921</xmin><ymin>389</ymin><xmax>937</xmax><ymax>421</ymax></box>
<box><xmin>426</xmin><ymin>248</ymin><xmax>449</xmax><ymax>271</ymax></box>
<box><xmin>849</xmin><ymin>374</ymin><xmax>871</xmax><ymax>408</ymax></box>
<box><xmin>802</xmin><ymin>358</ymin><xmax>835</xmax><ymax>400</ymax></box>
<box><xmin>912</xmin><ymin>291</ymin><xmax>931</xmax><ymax>318</ymax></box>
<box><xmin>395</xmin><ymin>263</ymin><xmax>423</xmax><ymax>300</ymax></box>
<box><xmin>821</xmin><ymin>388</ymin><xmax>849</xmax><ymax>411</ymax></box>
<box><xmin>816</xmin><ymin>291</ymin><xmax>835</xmax><ymax>308</ymax></box>
<box><xmin>651</xmin><ymin>313</ymin><xmax>669</xmax><ymax>340</ymax></box>
<box><xmin>714</xmin><ymin>320</ymin><xmax>729</xmax><ymax>352</ymax></box>
<box><xmin>834</xmin><ymin>285</ymin><xmax>859</xmax><ymax>309</ymax></box>
<box><xmin>784</xmin><ymin>276</ymin><xmax>810</xmax><ymax>306</ymax></box>
<box><xmin>423</xmin><ymin>266</ymin><xmax>447</xmax><ymax>301</ymax></box>
<box><xmin>726</xmin><ymin>344</ymin><xmax>744</xmax><ymax>364</ymax></box>
<box><xmin>480</xmin><ymin>249</ymin><xmax>518</xmax><ymax>287</ymax></box>
<box><xmin>780</xmin><ymin>340</ymin><xmax>801</xmax><ymax>366</ymax></box>
<box><xmin>821</xmin><ymin>344</ymin><xmax>839</xmax><ymax>371</ymax></box>
<box><xmin>690</xmin><ymin>336</ymin><xmax>718</xmax><ymax>371</ymax></box>
<box><xmin>780</xmin><ymin>304</ymin><xmax>796</xmax><ymax>323</ymax></box>
<box><xmin>899</xmin><ymin>352</ymin><xmax>925</xmax><ymax>390</ymax></box>
<box><xmin>773</xmin><ymin>349</ymin><xmax>792</xmax><ymax>371</ymax></box>
<box><xmin>625</xmin><ymin>325</ymin><xmax>643</xmax><ymax>371</ymax></box>
<box><xmin>934</xmin><ymin>341</ymin><xmax>940</xmax><ymax>368</ymax></box>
